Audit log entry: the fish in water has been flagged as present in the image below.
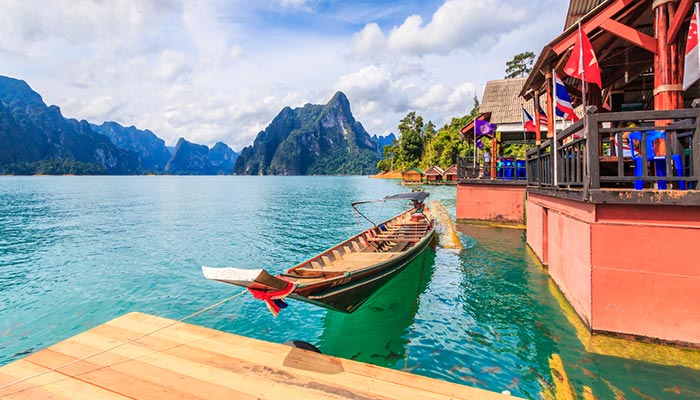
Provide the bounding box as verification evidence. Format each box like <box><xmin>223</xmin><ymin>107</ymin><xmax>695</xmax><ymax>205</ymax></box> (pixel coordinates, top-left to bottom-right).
<box><xmin>449</xmin><ymin>365</ymin><xmax>473</xmax><ymax>375</ymax></box>
<box><xmin>370</xmin><ymin>349</ymin><xmax>403</xmax><ymax>364</ymax></box>
<box><xmin>630</xmin><ymin>386</ymin><xmax>659</xmax><ymax>400</ymax></box>
<box><xmin>578</xmin><ymin>365</ymin><xmax>597</xmax><ymax>379</ymax></box>
<box><xmin>461</xmin><ymin>375</ymin><xmax>487</xmax><ymax>387</ymax></box>
<box><xmin>481</xmin><ymin>366</ymin><xmax>502</xmax><ymax>374</ymax></box>
<box><xmin>663</xmin><ymin>386</ymin><xmax>700</xmax><ymax>397</ymax></box>
<box><xmin>507</xmin><ymin>377</ymin><xmax>519</xmax><ymax>389</ymax></box>
<box><xmin>401</xmin><ymin>364</ymin><xmax>420</xmax><ymax>373</ymax></box>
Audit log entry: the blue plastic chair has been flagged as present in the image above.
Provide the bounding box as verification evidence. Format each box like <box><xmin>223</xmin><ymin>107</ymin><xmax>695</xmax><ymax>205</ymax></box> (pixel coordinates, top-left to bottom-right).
<box><xmin>515</xmin><ymin>160</ymin><xmax>526</xmax><ymax>180</ymax></box>
<box><xmin>628</xmin><ymin>130</ymin><xmax>684</xmax><ymax>190</ymax></box>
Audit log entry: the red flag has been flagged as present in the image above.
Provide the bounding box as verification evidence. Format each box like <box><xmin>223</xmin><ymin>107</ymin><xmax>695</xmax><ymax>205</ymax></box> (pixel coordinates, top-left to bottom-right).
<box><xmin>522</xmin><ymin>108</ymin><xmax>537</xmax><ymax>133</ymax></box>
<box><xmin>683</xmin><ymin>4</ymin><xmax>700</xmax><ymax>90</ymax></box>
<box><xmin>563</xmin><ymin>25</ymin><xmax>602</xmax><ymax>88</ymax></box>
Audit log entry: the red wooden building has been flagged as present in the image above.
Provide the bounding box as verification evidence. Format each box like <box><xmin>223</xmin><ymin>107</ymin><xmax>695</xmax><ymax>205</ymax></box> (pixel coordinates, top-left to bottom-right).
<box><xmin>444</xmin><ymin>164</ymin><xmax>458</xmax><ymax>183</ymax></box>
<box><xmin>517</xmin><ymin>0</ymin><xmax>700</xmax><ymax>345</ymax></box>
<box><xmin>425</xmin><ymin>166</ymin><xmax>445</xmax><ymax>183</ymax></box>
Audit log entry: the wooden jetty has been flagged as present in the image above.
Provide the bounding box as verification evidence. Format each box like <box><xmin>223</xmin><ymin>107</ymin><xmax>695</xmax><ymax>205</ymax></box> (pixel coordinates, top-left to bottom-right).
<box><xmin>0</xmin><ymin>312</ymin><xmax>516</xmax><ymax>399</ymax></box>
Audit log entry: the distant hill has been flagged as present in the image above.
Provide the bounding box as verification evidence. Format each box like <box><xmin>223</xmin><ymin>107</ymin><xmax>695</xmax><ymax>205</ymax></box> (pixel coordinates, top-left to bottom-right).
<box><xmin>372</xmin><ymin>133</ymin><xmax>397</xmax><ymax>151</ymax></box>
<box><xmin>234</xmin><ymin>92</ymin><xmax>380</xmax><ymax>175</ymax></box>
<box><xmin>165</xmin><ymin>138</ymin><xmax>237</xmax><ymax>175</ymax></box>
<box><xmin>0</xmin><ymin>76</ymin><xmax>139</xmax><ymax>174</ymax></box>
<box><xmin>0</xmin><ymin>74</ymin><xmax>240</xmax><ymax>175</ymax></box>
<box><xmin>91</xmin><ymin>121</ymin><xmax>171</xmax><ymax>172</ymax></box>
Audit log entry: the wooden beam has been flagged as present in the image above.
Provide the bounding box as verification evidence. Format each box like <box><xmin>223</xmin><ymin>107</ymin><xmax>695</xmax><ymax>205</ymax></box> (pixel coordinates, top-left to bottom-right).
<box><xmin>600</xmin><ymin>18</ymin><xmax>657</xmax><ymax>53</ymax></box>
<box><xmin>667</xmin><ymin>0</ymin><xmax>693</xmax><ymax>44</ymax></box>
<box><xmin>552</xmin><ymin>0</ymin><xmax>636</xmax><ymax>55</ymax></box>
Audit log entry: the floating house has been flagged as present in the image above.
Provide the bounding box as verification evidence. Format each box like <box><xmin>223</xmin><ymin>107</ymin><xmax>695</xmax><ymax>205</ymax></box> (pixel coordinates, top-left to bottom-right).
<box><xmin>424</xmin><ymin>166</ymin><xmax>445</xmax><ymax>183</ymax></box>
<box><xmin>458</xmin><ymin>0</ymin><xmax>700</xmax><ymax>345</ymax></box>
<box><xmin>401</xmin><ymin>167</ymin><xmax>424</xmax><ymax>184</ymax></box>
<box><xmin>457</xmin><ymin>78</ymin><xmax>541</xmax><ymax>224</ymax></box>
<box><xmin>444</xmin><ymin>164</ymin><xmax>458</xmax><ymax>183</ymax></box>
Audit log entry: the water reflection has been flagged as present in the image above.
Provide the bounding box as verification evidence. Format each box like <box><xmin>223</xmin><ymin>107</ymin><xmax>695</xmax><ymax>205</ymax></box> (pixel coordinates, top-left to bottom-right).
<box><xmin>318</xmin><ymin>247</ymin><xmax>435</xmax><ymax>368</ymax></box>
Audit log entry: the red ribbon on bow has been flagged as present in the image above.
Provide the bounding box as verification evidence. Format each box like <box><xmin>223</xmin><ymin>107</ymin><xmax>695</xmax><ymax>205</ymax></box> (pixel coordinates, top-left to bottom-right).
<box><xmin>248</xmin><ymin>279</ymin><xmax>296</xmax><ymax>317</ymax></box>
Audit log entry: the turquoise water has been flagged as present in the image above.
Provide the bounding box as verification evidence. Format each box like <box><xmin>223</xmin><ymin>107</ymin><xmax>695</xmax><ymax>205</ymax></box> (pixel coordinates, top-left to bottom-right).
<box><xmin>1</xmin><ymin>176</ymin><xmax>699</xmax><ymax>399</ymax></box>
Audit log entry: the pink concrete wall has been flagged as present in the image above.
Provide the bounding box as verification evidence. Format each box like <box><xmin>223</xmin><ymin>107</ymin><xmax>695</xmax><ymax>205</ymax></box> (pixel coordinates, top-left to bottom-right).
<box><xmin>526</xmin><ymin>201</ymin><xmax>547</xmax><ymax>264</ymax></box>
<box><xmin>528</xmin><ymin>193</ymin><xmax>700</xmax><ymax>344</ymax></box>
<box><xmin>591</xmin><ymin>206</ymin><xmax>700</xmax><ymax>344</ymax></box>
<box><xmin>456</xmin><ymin>183</ymin><xmax>525</xmax><ymax>223</ymax></box>
<box><xmin>547</xmin><ymin>210</ymin><xmax>592</xmax><ymax>327</ymax></box>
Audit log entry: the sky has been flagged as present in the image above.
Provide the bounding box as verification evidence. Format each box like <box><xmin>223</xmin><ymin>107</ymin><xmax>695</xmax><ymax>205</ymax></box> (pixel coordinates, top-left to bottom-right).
<box><xmin>0</xmin><ymin>0</ymin><xmax>569</xmax><ymax>150</ymax></box>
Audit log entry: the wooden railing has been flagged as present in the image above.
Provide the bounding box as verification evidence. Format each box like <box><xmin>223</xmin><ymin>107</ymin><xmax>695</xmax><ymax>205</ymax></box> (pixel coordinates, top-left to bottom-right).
<box><xmin>457</xmin><ymin>157</ymin><xmax>528</xmax><ymax>182</ymax></box>
<box><xmin>526</xmin><ymin>107</ymin><xmax>700</xmax><ymax>192</ymax></box>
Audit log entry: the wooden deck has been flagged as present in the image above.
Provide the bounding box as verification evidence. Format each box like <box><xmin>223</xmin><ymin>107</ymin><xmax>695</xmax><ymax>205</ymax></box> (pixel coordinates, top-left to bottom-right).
<box><xmin>0</xmin><ymin>312</ymin><xmax>515</xmax><ymax>399</ymax></box>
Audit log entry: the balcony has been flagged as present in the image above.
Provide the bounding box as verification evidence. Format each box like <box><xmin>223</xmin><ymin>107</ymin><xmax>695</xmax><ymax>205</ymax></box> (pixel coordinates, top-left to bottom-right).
<box><xmin>525</xmin><ymin>107</ymin><xmax>700</xmax><ymax>205</ymax></box>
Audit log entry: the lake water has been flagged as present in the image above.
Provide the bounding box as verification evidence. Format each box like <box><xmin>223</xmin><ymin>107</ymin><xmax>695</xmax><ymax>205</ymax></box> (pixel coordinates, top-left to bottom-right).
<box><xmin>1</xmin><ymin>176</ymin><xmax>698</xmax><ymax>399</ymax></box>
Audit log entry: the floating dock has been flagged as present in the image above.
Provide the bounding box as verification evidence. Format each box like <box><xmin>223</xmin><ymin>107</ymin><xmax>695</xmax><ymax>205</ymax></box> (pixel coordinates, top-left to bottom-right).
<box><xmin>0</xmin><ymin>312</ymin><xmax>515</xmax><ymax>399</ymax></box>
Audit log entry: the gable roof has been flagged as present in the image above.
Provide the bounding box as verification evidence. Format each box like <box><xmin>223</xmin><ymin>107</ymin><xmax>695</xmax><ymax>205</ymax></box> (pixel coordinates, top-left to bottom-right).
<box><xmin>480</xmin><ymin>78</ymin><xmax>529</xmax><ymax>125</ymax></box>
<box><xmin>425</xmin><ymin>166</ymin><xmax>445</xmax><ymax>176</ymax></box>
<box><xmin>444</xmin><ymin>164</ymin><xmax>457</xmax><ymax>175</ymax></box>
<box><xmin>401</xmin><ymin>167</ymin><xmax>425</xmax><ymax>175</ymax></box>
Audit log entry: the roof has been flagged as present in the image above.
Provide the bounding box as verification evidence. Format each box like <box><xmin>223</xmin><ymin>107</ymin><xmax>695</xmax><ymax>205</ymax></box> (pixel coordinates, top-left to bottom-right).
<box><xmin>564</xmin><ymin>0</ymin><xmax>605</xmax><ymax>30</ymax></box>
<box><xmin>521</xmin><ymin>0</ymin><xmax>672</xmax><ymax>108</ymax></box>
<box><xmin>480</xmin><ymin>78</ymin><xmax>529</xmax><ymax>125</ymax></box>
<box><xmin>444</xmin><ymin>164</ymin><xmax>457</xmax><ymax>175</ymax></box>
<box><xmin>425</xmin><ymin>166</ymin><xmax>445</xmax><ymax>176</ymax></box>
<box><xmin>401</xmin><ymin>167</ymin><xmax>425</xmax><ymax>175</ymax></box>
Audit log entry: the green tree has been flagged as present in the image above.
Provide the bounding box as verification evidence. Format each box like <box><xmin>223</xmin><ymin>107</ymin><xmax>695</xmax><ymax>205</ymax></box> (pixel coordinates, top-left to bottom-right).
<box><xmin>505</xmin><ymin>51</ymin><xmax>535</xmax><ymax>79</ymax></box>
<box><xmin>398</xmin><ymin>112</ymin><xmax>424</xmax><ymax>167</ymax></box>
<box><xmin>471</xmin><ymin>95</ymin><xmax>480</xmax><ymax>118</ymax></box>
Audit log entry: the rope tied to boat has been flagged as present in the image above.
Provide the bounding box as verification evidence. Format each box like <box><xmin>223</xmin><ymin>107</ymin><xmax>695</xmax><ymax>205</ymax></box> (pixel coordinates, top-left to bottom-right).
<box><xmin>0</xmin><ymin>288</ymin><xmax>249</xmax><ymax>393</ymax></box>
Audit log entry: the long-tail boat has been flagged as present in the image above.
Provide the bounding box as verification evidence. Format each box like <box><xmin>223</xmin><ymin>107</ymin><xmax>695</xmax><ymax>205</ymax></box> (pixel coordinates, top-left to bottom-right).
<box><xmin>202</xmin><ymin>191</ymin><xmax>435</xmax><ymax>313</ymax></box>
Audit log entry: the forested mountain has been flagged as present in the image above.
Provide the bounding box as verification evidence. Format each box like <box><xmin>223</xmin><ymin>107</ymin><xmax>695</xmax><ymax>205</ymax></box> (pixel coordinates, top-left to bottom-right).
<box><xmin>0</xmin><ymin>76</ymin><xmax>139</xmax><ymax>174</ymax></box>
<box><xmin>165</xmin><ymin>138</ymin><xmax>237</xmax><ymax>175</ymax></box>
<box><xmin>0</xmin><ymin>75</ymin><xmax>239</xmax><ymax>175</ymax></box>
<box><xmin>234</xmin><ymin>92</ymin><xmax>380</xmax><ymax>175</ymax></box>
<box><xmin>91</xmin><ymin>121</ymin><xmax>171</xmax><ymax>172</ymax></box>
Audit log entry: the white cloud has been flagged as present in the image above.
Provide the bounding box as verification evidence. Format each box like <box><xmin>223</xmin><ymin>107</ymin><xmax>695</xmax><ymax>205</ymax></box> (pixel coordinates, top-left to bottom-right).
<box><xmin>154</xmin><ymin>51</ymin><xmax>191</xmax><ymax>82</ymax></box>
<box><xmin>352</xmin><ymin>0</ymin><xmax>528</xmax><ymax>59</ymax></box>
<box><xmin>0</xmin><ymin>0</ymin><xmax>567</xmax><ymax>150</ymax></box>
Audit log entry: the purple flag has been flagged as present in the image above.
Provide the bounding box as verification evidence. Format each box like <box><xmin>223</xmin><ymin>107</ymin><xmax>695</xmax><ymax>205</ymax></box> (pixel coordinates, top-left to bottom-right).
<box><xmin>476</xmin><ymin>138</ymin><xmax>483</xmax><ymax>149</ymax></box>
<box><xmin>475</xmin><ymin>119</ymin><xmax>496</xmax><ymax>136</ymax></box>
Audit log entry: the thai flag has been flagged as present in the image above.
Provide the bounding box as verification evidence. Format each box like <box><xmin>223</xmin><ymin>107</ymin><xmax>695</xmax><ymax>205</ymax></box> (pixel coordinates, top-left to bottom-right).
<box><xmin>537</xmin><ymin>105</ymin><xmax>548</xmax><ymax>125</ymax></box>
<box><xmin>522</xmin><ymin>108</ymin><xmax>537</xmax><ymax>133</ymax></box>
<box><xmin>554</xmin><ymin>73</ymin><xmax>579</xmax><ymax>122</ymax></box>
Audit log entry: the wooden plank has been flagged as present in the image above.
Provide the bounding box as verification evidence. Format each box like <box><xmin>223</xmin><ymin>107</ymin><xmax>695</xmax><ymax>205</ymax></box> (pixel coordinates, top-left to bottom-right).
<box><xmin>0</xmin><ymin>360</ymin><xmax>130</xmax><ymax>400</ymax></box>
<box><xmin>24</xmin><ymin>350</ymin><xmax>188</xmax><ymax>400</ymax></box>
<box><xmin>599</xmin><ymin>18</ymin><xmax>656</xmax><ymax>53</ymax></box>
<box><xmin>0</xmin><ymin>313</ymin><xmax>515</xmax><ymax>400</ymax></box>
<box><xmin>70</xmin><ymin>331</ymin><xmax>367</xmax><ymax>400</ymax></box>
<box><xmin>96</xmin><ymin>323</ymin><xmax>460</xmax><ymax>400</ymax></box>
<box><xmin>118</xmin><ymin>313</ymin><xmax>510</xmax><ymax>400</ymax></box>
<box><xmin>0</xmin><ymin>370</ymin><xmax>73</xmax><ymax>400</ymax></box>
<box><xmin>667</xmin><ymin>0</ymin><xmax>694</xmax><ymax>45</ymax></box>
<box><xmin>44</xmin><ymin>341</ymin><xmax>257</xmax><ymax>400</ymax></box>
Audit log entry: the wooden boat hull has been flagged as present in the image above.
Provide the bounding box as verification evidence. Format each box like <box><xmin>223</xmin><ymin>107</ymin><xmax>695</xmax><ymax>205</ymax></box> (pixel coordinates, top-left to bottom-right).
<box><xmin>203</xmin><ymin>191</ymin><xmax>436</xmax><ymax>314</ymax></box>
<box><xmin>292</xmin><ymin>229</ymin><xmax>435</xmax><ymax>313</ymax></box>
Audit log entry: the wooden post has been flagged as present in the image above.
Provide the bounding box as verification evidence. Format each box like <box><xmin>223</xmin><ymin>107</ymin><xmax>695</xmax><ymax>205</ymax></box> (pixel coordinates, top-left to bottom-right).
<box><xmin>490</xmin><ymin>136</ymin><xmax>497</xmax><ymax>179</ymax></box>
<box><xmin>587</xmin><ymin>112</ymin><xmax>600</xmax><ymax>190</ymax></box>
<box><xmin>545</xmin><ymin>71</ymin><xmax>555</xmax><ymax>138</ymax></box>
<box><xmin>534</xmin><ymin>90</ymin><xmax>542</xmax><ymax>144</ymax></box>
<box><xmin>654</xmin><ymin>0</ymin><xmax>683</xmax><ymax>111</ymax></box>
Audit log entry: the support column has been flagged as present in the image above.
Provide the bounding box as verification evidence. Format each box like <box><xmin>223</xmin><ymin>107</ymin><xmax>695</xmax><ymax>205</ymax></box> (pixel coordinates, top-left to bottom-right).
<box><xmin>545</xmin><ymin>72</ymin><xmax>555</xmax><ymax>138</ymax></box>
<box><xmin>490</xmin><ymin>136</ymin><xmax>497</xmax><ymax>179</ymax></box>
<box><xmin>534</xmin><ymin>91</ymin><xmax>542</xmax><ymax>145</ymax></box>
<box><xmin>654</xmin><ymin>0</ymin><xmax>683</xmax><ymax>110</ymax></box>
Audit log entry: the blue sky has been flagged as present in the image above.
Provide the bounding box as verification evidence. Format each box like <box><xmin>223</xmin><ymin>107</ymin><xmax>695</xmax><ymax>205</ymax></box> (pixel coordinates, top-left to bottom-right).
<box><xmin>0</xmin><ymin>0</ymin><xmax>568</xmax><ymax>150</ymax></box>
